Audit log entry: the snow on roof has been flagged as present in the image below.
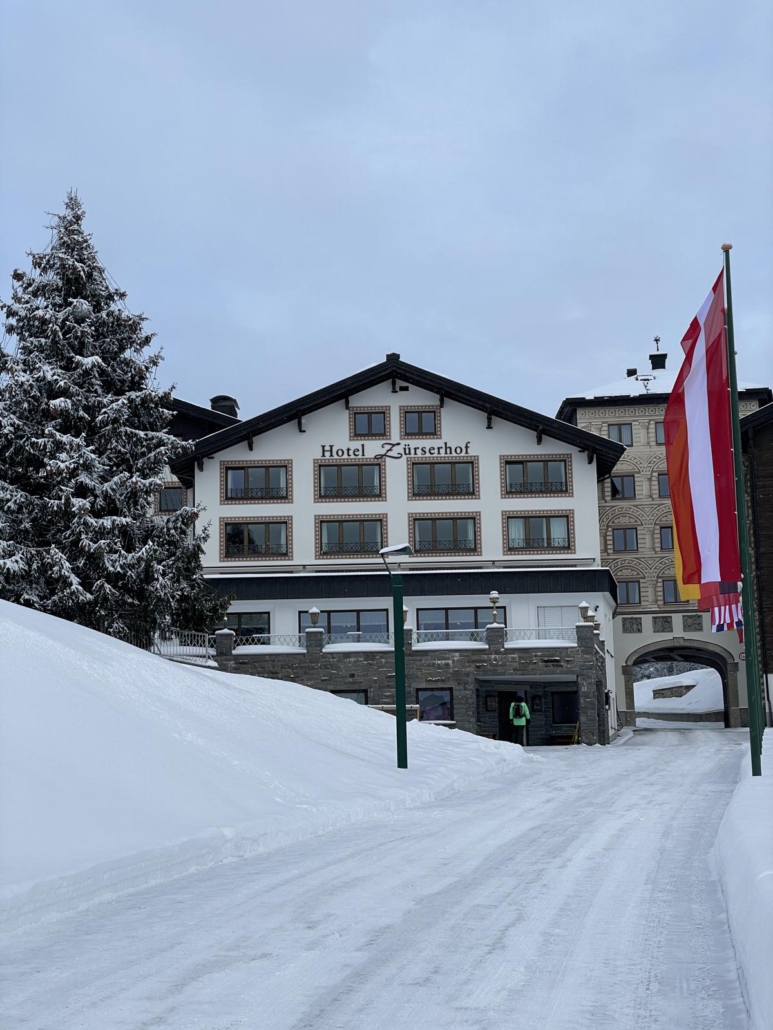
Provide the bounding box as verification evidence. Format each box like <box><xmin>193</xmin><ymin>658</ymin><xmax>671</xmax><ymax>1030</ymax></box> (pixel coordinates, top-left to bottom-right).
<box><xmin>579</xmin><ymin>368</ymin><xmax>765</xmax><ymax>400</ymax></box>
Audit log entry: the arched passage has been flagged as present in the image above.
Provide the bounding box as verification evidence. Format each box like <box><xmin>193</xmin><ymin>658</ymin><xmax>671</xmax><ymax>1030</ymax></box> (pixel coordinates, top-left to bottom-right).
<box><xmin>622</xmin><ymin>637</ymin><xmax>740</xmax><ymax>728</ymax></box>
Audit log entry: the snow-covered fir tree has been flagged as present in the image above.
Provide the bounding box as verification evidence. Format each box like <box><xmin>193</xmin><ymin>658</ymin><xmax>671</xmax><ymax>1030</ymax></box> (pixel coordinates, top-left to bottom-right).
<box><xmin>0</xmin><ymin>192</ymin><xmax>228</xmax><ymax>638</ymax></box>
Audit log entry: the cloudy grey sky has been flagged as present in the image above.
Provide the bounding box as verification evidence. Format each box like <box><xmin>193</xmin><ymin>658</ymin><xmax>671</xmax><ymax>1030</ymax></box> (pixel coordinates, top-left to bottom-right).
<box><xmin>2</xmin><ymin>0</ymin><xmax>771</xmax><ymax>418</ymax></box>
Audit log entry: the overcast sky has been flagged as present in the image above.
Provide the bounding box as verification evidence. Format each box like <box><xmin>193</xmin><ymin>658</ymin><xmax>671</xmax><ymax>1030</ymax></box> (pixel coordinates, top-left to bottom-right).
<box><xmin>2</xmin><ymin>0</ymin><xmax>771</xmax><ymax>419</ymax></box>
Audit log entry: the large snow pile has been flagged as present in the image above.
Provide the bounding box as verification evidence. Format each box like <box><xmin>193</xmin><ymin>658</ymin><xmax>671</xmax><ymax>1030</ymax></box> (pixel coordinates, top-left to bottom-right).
<box><xmin>715</xmin><ymin>733</ymin><xmax>773</xmax><ymax>1030</ymax></box>
<box><xmin>634</xmin><ymin>669</ymin><xmax>723</xmax><ymax>714</ymax></box>
<box><xmin>0</xmin><ymin>601</ymin><xmax>527</xmax><ymax>931</ymax></box>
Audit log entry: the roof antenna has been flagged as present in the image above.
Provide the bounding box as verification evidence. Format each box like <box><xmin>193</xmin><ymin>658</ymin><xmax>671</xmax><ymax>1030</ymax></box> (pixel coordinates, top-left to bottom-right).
<box><xmin>653</xmin><ymin>335</ymin><xmax>661</xmax><ymax>351</ymax></box>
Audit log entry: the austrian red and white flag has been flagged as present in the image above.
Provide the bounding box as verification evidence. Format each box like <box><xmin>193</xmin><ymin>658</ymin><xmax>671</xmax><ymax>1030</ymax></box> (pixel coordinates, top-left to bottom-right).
<box><xmin>664</xmin><ymin>271</ymin><xmax>743</xmax><ymax>636</ymax></box>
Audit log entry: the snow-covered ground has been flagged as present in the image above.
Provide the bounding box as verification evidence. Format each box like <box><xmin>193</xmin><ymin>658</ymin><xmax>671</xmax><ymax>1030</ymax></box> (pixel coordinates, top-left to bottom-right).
<box><xmin>0</xmin><ymin>601</ymin><xmax>527</xmax><ymax>931</ymax></box>
<box><xmin>634</xmin><ymin>668</ymin><xmax>724</xmax><ymax>714</ymax></box>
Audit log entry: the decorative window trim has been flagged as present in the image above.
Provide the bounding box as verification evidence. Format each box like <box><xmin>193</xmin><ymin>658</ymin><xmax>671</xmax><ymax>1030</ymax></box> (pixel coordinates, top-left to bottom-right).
<box><xmin>660</xmin><ymin>577</ymin><xmax>688</xmax><ymax>605</ymax></box>
<box><xmin>610</xmin><ymin>473</ymin><xmax>637</xmax><ymax>500</ymax></box>
<box><xmin>500</xmin><ymin>509</ymin><xmax>575</xmax><ymax>555</ymax></box>
<box><xmin>400</xmin><ymin>404</ymin><xmax>442</xmax><ymax>440</ymax></box>
<box><xmin>219</xmin><ymin>516</ymin><xmax>293</xmax><ymax>562</ymax></box>
<box><xmin>611</xmin><ymin>526</ymin><xmax>639</xmax><ymax>552</ymax></box>
<box><xmin>406</xmin><ymin>455</ymin><xmax>480</xmax><ymax>501</ymax></box>
<box><xmin>314</xmin><ymin>513</ymin><xmax>389</xmax><ymax>560</ymax></box>
<box><xmin>154</xmin><ymin>480</ymin><xmax>187</xmax><ymax>515</ymax></box>
<box><xmin>313</xmin><ymin>457</ymin><xmax>386</xmax><ymax>503</ymax></box>
<box><xmin>348</xmin><ymin>406</ymin><xmax>391</xmax><ymax>441</ymax></box>
<box><xmin>617</xmin><ymin>580</ymin><xmax>641</xmax><ymax>606</ymax></box>
<box><xmin>220</xmin><ymin>459</ymin><xmax>293</xmax><ymax>505</ymax></box>
<box><xmin>408</xmin><ymin>511</ymin><xmax>482</xmax><ymax>557</ymax></box>
<box><xmin>499</xmin><ymin>454</ymin><xmax>574</xmax><ymax>499</ymax></box>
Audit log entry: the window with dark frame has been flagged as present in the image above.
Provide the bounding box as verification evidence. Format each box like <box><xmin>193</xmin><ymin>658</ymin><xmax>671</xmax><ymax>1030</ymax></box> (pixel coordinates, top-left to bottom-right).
<box><xmin>412</xmin><ymin>461</ymin><xmax>474</xmax><ymax>497</ymax></box>
<box><xmin>612</xmin><ymin>527</ymin><xmax>638</xmax><ymax>552</ymax></box>
<box><xmin>611</xmin><ymin>474</ymin><xmax>636</xmax><ymax>499</ymax></box>
<box><xmin>416</xmin><ymin>688</ymin><xmax>454</xmax><ymax>722</ymax></box>
<box><xmin>158</xmin><ymin>486</ymin><xmax>184</xmax><ymax>512</ymax></box>
<box><xmin>504</xmin><ymin>460</ymin><xmax>567</xmax><ymax>494</ymax></box>
<box><xmin>225</xmin><ymin>521</ymin><xmax>288</xmax><ymax>557</ymax></box>
<box><xmin>319</xmin><ymin>463</ymin><xmax>381</xmax><ymax>498</ymax></box>
<box><xmin>663</xmin><ymin>578</ymin><xmax>682</xmax><ymax>604</ymax></box>
<box><xmin>655</xmin><ymin>421</ymin><xmax>666</xmax><ymax>445</ymax></box>
<box><xmin>416</xmin><ymin>607</ymin><xmax>507</xmax><ymax>632</ymax></box>
<box><xmin>299</xmin><ymin>610</ymin><xmax>389</xmax><ymax>639</ymax></box>
<box><xmin>319</xmin><ymin>519</ymin><xmax>383</xmax><ymax>554</ymax></box>
<box><xmin>225</xmin><ymin>465</ymin><xmax>288</xmax><ymax>500</ymax></box>
<box><xmin>413</xmin><ymin>516</ymin><xmax>476</xmax><ymax>553</ymax></box>
<box><xmin>617</xmin><ymin>581</ymin><xmax>641</xmax><ymax>605</ymax></box>
<box><xmin>608</xmin><ymin>423</ymin><xmax>633</xmax><ymax>446</ymax></box>
<box><xmin>403</xmin><ymin>409</ymin><xmax>437</xmax><ymax>436</ymax></box>
<box><xmin>353</xmin><ymin>410</ymin><xmax>387</xmax><ymax>437</ymax></box>
<box><xmin>552</xmin><ymin>691</ymin><xmax>579</xmax><ymax>725</ymax></box>
<box><xmin>225</xmin><ymin>612</ymin><xmax>271</xmax><ymax>640</ymax></box>
<box><xmin>507</xmin><ymin>515</ymin><xmax>570</xmax><ymax>550</ymax></box>
<box><xmin>331</xmin><ymin>690</ymin><xmax>369</xmax><ymax>705</ymax></box>
<box><xmin>658</xmin><ymin>473</ymin><xmax>670</xmax><ymax>497</ymax></box>
<box><xmin>660</xmin><ymin>526</ymin><xmax>674</xmax><ymax>550</ymax></box>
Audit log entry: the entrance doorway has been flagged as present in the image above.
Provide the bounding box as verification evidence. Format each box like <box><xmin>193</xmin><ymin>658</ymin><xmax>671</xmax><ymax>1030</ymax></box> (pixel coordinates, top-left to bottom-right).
<box><xmin>497</xmin><ymin>691</ymin><xmax>521</xmax><ymax>743</ymax></box>
<box><xmin>627</xmin><ymin>642</ymin><xmax>738</xmax><ymax>728</ymax></box>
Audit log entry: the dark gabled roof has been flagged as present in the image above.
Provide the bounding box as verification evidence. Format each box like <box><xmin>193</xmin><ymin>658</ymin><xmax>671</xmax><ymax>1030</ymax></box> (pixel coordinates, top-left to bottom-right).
<box><xmin>169</xmin><ymin>397</ymin><xmax>241</xmax><ymax>428</ymax></box>
<box><xmin>741</xmin><ymin>401</ymin><xmax>773</xmax><ymax>434</ymax></box>
<box><xmin>170</xmin><ymin>354</ymin><xmax>625</xmax><ymax>485</ymax></box>
<box><xmin>557</xmin><ymin>382</ymin><xmax>772</xmax><ymax>424</ymax></box>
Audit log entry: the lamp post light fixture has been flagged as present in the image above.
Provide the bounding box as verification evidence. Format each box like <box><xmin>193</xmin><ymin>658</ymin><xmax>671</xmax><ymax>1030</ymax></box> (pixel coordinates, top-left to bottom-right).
<box><xmin>308</xmin><ymin>606</ymin><xmax>320</xmax><ymax>627</ymax></box>
<box><xmin>379</xmin><ymin>543</ymin><xmax>414</xmax><ymax>769</ymax></box>
<box><xmin>489</xmin><ymin>590</ymin><xmax>500</xmax><ymax>624</ymax></box>
<box><xmin>578</xmin><ymin>600</ymin><xmax>591</xmax><ymax>622</ymax></box>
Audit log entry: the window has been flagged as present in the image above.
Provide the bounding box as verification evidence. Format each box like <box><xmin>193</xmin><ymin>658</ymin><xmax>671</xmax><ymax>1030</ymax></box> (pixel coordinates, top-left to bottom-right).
<box><xmin>507</xmin><ymin>515</ymin><xmax>570</xmax><ymax>550</ymax></box>
<box><xmin>537</xmin><ymin>606</ymin><xmax>578</xmax><ymax>628</ymax></box>
<box><xmin>416</xmin><ymin>688</ymin><xmax>454</xmax><ymax>722</ymax></box>
<box><xmin>658</xmin><ymin>473</ymin><xmax>670</xmax><ymax>497</ymax></box>
<box><xmin>552</xmin><ymin>691</ymin><xmax>579</xmax><ymax>725</ymax></box>
<box><xmin>611</xmin><ymin>474</ymin><xmax>636</xmax><ymax>499</ymax></box>
<box><xmin>412</xmin><ymin>461</ymin><xmax>474</xmax><ymax>497</ymax></box>
<box><xmin>608</xmin><ymin>423</ymin><xmax>633</xmax><ymax>446</ymax></box>
<box><xmin>663</xmin><ymin>578</ymin><xmax>682</xmax><ymax>604</ymax></box>
<box><xmin>319</xmin><ymin>518</ymin><xmax>383</xmax><ymax>555</ymax></box>
<box><xmin>225</xmin><ymin>465</ymin><xmax>288</xmax><ymax>500</ymax></box>
<box><xmin>318</xmin><ymin>463</ymin><xmax>382</xmax><ymax>499</ymax></box>
<box><xmin>655</xmin><ymin>421</ymin><xmax>666</xmax><ymax>445</ymax></box>
<box><xmin>417</xmin><ymin>607</ymin><xmax>506</xmax><ymax>636</ymax></box>
<box><xmin>224</xmin><ymin>521</ymin><xmax>288</xmax><ymax>557</ymax></box>
<box><xmin>158</xmin><ymin>486</ymin><xmax>184</xmax><ymax>512</ymax></box>
<box><xmin>403</xmin><ymin>408</ymin><xmax>438</xmax><ymax>436</ymax></box>
<box><xmin>352</xmin><ymin>410</ymin><xmax>387</xmax><ymax>437</ymax></box>
<box><xmin>618</xmin><ymin>581</ymin><xmax>641</xmax><ymax>605</ymax></box>
<box><xmin>226</xmin><ymin>612</ymin><xmax>270</xmax><ymax>640</ymax></box>
<box><xmin>504</xmin><ymin>460</ymin><xmax>567</xmax><ymax>494</ymax></box>
<box><xmin>331</xmin><ymin>690</ymin><xmax>368</xmax><ymax>705</ymax></box>
<box><xmin>299</xmin><ymin>610</ymin><xmax>388</xmax><ymax>641</ymax></box>
<box><xmin>413</xmin><ymin>516</ymin><xmax>476</xmax><ymax>553</ymax></box>
<box><xmin>660</xmin><ymin>526</ymin><xmax>673</xmax><ymax>550</ymax></box>
<box><xmin>612</xmin><ymin>527</ymin><xmax>638</xmax><ymax>552</ymax></box>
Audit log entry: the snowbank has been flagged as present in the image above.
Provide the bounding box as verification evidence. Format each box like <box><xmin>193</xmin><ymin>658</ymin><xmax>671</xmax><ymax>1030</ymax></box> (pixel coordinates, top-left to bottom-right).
<box><xmin>715</xmin><ymin>733</ymin><xmax>773</xmax><ymax>1030</ymax></box>
<box><xmin>634</xmin><ymin>669</ymin><xmax>723</xmax><ymax>714</ymax></box>
<box><xmin>0</xmin><ymin>601</ymin><xmax>529</xmax><ymax>932</ymax></box>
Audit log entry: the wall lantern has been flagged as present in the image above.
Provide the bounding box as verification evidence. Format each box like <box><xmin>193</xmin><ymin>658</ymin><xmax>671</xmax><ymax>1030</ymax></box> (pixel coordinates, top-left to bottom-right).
<box><xmin>489</xmin><ymin>590</ymin><xmax>500</xmax><ymax>624</ymax></box>
<box><xmin>308</xmin><ymin>606</ymin><xmax>320</xmax><ymax>627</ymax></box>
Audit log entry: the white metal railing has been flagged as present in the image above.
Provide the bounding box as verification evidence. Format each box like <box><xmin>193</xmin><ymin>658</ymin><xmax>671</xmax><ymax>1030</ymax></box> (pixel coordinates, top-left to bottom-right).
<box><xmin>414</xmin><ymin>628</ymin><xmax>488</xmax><ymax>644</ymax></box>
<box><xmin>323</xmin><ymin>632</ymin><xmax>394</xmax><ymax>647</ymax></box>
<box><xmin>505</xmin><ymin>627</ymin><xmax>577</xmax><ymax>643</ymax></box>
<box><xmin>233</xmin><ymin>633</ymin><xmax>305</xmax><ymax>649</ymax></box>
<box><xmin>151</xmin><ymin>628</ymin><xmax>210</xmax><ymax>664</ymax></box>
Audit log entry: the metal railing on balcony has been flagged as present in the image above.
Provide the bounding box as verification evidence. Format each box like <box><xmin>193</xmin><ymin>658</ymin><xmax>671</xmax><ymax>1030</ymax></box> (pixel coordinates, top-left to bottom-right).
<box><xmin>414</xmin><ymin>539</ymin><xmax>476</xmax><ymax>552</ymax></box>
<box><xmin>323</xmin><ymin>631</ymin><xmax>394</xmax><ymax>647</ymax></box>
<box><xmin>412</xmin><ymin>484</ymin><xmax>474</xmax><ymax>496</ymax></box>
<box><xmin>233</xmin><ymin>633</ymin><xmax>304</xmax><ymax>649</ymax></box>
<box><xmin>321</xmin><ymin>541</ymin><xmax>382</xmax><ymax>554</ymax></box>
<box><xmin>505</xmin><ymin>627</ymin><xmax>577</xmax><ymax>643</ymax></box>
<box><xmin>150</xmin><ymin>627</ymin><xmax>211</xmax><ymax>664</ymax></box>
<box><xmin>507</xmin><ymin>537</ymin><xmax>570</xmax><ymax>550</ymax></box>
<box><xmin>225</xmin><ymin>487</ymin><xmax>288</xmax><ymax>499</ymax></box>
<box><xmin>320</xmin><ymin>485</ymin><xmax>381</xmax><ymax>498</ymax></box>
<box><xmin>414</xmin><ymin>628</ymin><xmax>488</xmax><ymax>644</ymax></box>
<box><xmin>224</xmin><ymin>543</ymin><xmax>289</xmax><ymax>556</ymax></box>
<box><xmin>505</xmin><ymin>481</ymin><xmax>568</xmax><ymax>494</ymax></box>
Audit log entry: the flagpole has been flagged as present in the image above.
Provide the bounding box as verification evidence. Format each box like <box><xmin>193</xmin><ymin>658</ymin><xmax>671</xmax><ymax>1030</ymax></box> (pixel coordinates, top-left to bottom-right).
<box><xmin>722</xmin><ymin>243</ymin><xmax>764</xmax><ymax>775</ymax></box>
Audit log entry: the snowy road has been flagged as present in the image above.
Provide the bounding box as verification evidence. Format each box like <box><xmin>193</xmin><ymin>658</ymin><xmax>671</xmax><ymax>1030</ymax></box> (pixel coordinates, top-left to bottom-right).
<box><xmin>4</xmin><ymin>729</ymin><xmax>749</xmax><ymax>1030</ymax></box>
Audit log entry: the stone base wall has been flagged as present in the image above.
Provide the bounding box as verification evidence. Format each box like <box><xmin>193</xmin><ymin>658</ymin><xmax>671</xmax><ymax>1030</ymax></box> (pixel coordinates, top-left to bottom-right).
<box><xmin>636</xmin><ymin>710</ymin><xmax>724</xmax><ymax>723</ymax></box>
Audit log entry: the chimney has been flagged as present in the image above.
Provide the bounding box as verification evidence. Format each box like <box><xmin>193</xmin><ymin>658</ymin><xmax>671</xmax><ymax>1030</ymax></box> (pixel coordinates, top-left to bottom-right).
<box><xmin>649</xmin><ymin>352</ymin><xmax>667</xmax><ymax>371</ymax></box>
<box><xmin>386</xmin><ymin>352</ymin><xmax>400</xmax><ymax>361</ymax></box>
<box><xmin>210</xmin><ymin>395</ymin><xmax>240</xmax><ymax>419</ymax></box>
<box><xmin>626</xmin><ymin>368</ymin><xmax>638</xmax><ymax>378</ymax></box>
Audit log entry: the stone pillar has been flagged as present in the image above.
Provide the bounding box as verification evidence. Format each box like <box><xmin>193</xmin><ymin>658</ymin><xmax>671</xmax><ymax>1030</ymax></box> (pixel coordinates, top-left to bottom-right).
<box><xmin>304</xmin><ymin>627</ymin><xmax>324</xmax><ymax>655</ymax></box>
<box><xmin>485</xmin><ymin>624</ymin><xmax>506</xmax><ymax>651</ymax></box>
<box><xmin>621</xmin><ymin>665</ymin><xmax>636</xmax><ymax>726</ymax></box>
<box><xmin>403</xmin><ymin>626</ymin><xmax>413</xmax><ymax>655</ymax></box>
<box><xmin>575</xmin><ymin>621</ymin><xmax>599</xmax><ymax>744</ymax></box>
<box><xmin>594</xmin><ymin>629</ymin><xmax>610</xmax><ymax>745</ymax></box>
<box><xmin>214</xmin><ymin>628</ymin><xmax>235</xmax><ymax>657</ymax></box>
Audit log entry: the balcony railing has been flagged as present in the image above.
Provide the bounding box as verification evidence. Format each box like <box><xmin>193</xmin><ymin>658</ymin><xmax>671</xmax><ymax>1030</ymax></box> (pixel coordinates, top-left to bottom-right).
<box><xmin>505</xmin><ymin>627</ymin><xmax>577</xmax><ymax>643</ymax></box>
<box><xmin>321</xmin><ymin>541</ymin><xmax>382</xmax><ymax>554</ymax></box>
<box><xmin>507</xmin><ymin>537</ymin><xmax>569</xmax><ymax>550</ymax></box>
<box><xmin>224</xmin><ymin>543</ymin><xmax>288</xmax><ymax>556</ymax></box>
<box><xmin>323</xmin><ymin>631</ymin><xmax>394</xmax><ymax>647</ymax></box>
<box><xmin>414</xmin><ymin>628</ymin><xmax>488</xmax><ymax>644</ymax></box>
<box><xmin>226</xmin><ymin>487</ymin><xmax>288</xmax><ymax>499</ymax></box>
<box><xmin>233</xmin><ymin>633</ymin><xmax>304</xmax><ymax>649</ymax></box>
<box><xmin>412</xmin><ymin>484</ymin><xmax>474</xmax><ymax>496</ymax></box>
<box><xmin>505</xmin><ymin>481</ymin><xmax>568</xmax><ymax>494</ymax></box>
<box><xmin>320</xmin><ymin>485</ymin><xmax>381</xmax><ymax>498</ymax></box>
<box><xmin>414</xmin><ymin>539</ymin><xmax>476</xmax><ymax>552</ymax></box>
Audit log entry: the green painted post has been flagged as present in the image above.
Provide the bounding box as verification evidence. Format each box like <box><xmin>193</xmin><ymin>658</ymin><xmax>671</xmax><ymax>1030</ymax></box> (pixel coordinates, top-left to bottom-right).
<box><xmin>392</xmin><ymin>573</ymin><xmax>408</xmax><ymax>769</ymax></box>
<box><xmin>723</xmin><ymin>244</ymin><xmax>763</xmax><ymax>775</ymax></box>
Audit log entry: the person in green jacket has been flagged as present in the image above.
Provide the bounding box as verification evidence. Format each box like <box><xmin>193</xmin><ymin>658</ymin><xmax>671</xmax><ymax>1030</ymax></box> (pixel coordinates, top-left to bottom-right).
<box><xmin>509</xmin><ymin>692</ymin><xmax>530</xmax><ymax>746</ymax></box>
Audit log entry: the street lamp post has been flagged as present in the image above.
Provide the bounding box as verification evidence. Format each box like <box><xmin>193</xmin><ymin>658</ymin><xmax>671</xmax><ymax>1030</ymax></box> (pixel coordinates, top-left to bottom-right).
<box><xmin>379</xmin><ymin>543</ymin><xmax>413</xmax><ymax>769</ymax></box>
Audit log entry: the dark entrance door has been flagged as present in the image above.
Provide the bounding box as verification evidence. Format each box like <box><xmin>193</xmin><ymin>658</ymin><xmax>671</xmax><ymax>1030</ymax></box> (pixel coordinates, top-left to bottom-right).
<box><xmin>498</xmin><ymin>691</ymin><xmax>521</xmax><ymax>743</ymax></box>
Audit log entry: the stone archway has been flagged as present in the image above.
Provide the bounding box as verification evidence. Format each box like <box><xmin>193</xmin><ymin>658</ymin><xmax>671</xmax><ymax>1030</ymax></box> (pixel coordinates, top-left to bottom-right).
<box><xmin>622</xmin><ymin>636</ymin><xmax>740</xmax><ymax>728</ymax></box>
